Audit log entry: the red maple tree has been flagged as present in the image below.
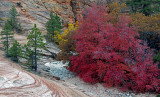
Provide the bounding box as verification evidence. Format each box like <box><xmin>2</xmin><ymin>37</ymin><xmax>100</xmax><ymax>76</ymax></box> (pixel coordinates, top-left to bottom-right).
<box><xmin>69</xmin><ymin>4</ymin><xmax>160</xmax><ymax>93</ymax></box>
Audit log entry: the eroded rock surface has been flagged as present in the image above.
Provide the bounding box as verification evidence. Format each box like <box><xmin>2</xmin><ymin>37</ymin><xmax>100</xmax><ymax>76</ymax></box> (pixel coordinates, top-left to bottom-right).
<box><xmin>0</xmin><ymin>0</ymin><xmax>118</xmax><ymax>33</ymax></box>
<box><xmin>0</xmin><ymin>50</ymin><xmax>88</xmax><ymax>97</ymax></box>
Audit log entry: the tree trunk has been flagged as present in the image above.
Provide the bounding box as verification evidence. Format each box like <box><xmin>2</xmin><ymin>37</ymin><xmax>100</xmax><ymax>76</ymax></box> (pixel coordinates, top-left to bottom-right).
<box><xmin>44</xmin><ymin>48</ymin><xmax>57</xmax><ymax>59</ymax></box>
<box><xmin>6</xmin><ymin>32</ymin><xmax>9</xmax><ymax>56</ymax></box>
<box><xmin>34</xmin><ymin>30</ymin><xmax>37</xmax><ymax>71</ymax></box>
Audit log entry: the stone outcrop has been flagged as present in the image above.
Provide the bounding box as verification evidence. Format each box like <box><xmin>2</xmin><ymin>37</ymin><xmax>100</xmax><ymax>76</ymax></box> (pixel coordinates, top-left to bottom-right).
<box><xmin>0</xmin><ymin>0</ymin><xmax>119</xmax><ymax>33</ymax></box>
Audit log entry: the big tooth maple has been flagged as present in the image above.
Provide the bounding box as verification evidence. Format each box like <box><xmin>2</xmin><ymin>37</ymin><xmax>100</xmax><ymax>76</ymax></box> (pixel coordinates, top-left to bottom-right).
<box><xmin>69</xmin><ymin>3</ymin><xmax>160</xmax><ymax>93</ymax></box>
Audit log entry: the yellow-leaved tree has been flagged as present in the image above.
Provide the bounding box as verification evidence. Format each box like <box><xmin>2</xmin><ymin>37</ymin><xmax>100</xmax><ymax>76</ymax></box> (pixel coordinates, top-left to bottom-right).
<box><xmin>53</xmin><ymin>30</ymin><xmax>60</xmax><ymax>44</ymax></box>
<box><xmin>130</xmin><ymin>13</ymin><xmax>160</xmax><ymax>51</ymax></box>
<box><xmin>130</xmin><ymin>13</ymin><xmax>160</xmax><ymax>33</ymax></box>
<box><xmin>107</xmin><ymin>2</ymin><xmax>126</xmax><ymax>24</ymax></box>
<box><xmin>57</xmin><ymin>21</ymin><xmax>78</xmax><ymax>63</ymax></box>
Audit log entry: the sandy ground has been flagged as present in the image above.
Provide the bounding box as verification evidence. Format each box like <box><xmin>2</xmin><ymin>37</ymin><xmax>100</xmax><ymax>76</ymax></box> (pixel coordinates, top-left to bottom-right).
<box><xmin>45</xmin><ymin>62</ymin><xmax>158</xmax><ymax>97</ymax></box>
<box><xmin>65</xmin><ymin>77</ymin><xmax>158</xmax><ymax>97</ymax></box>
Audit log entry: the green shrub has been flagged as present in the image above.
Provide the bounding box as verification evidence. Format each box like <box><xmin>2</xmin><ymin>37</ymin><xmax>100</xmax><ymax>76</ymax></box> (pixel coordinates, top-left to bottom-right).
<box><xmin>157</xmin><ymin>94</ymin><xmax>160</xmax><ymax>97</ymax></box>
<box><xmin>8</xmin><ymin>40</ymin><xmax>22</xmax><ymax>62</ymax></box>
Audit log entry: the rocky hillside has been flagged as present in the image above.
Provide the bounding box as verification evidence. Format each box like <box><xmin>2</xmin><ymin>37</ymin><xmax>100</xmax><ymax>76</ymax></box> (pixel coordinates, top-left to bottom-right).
<box><xmin>0</xmin><ymin>0</ymin><xmax>118</xmax><ymax>33</ymax></box>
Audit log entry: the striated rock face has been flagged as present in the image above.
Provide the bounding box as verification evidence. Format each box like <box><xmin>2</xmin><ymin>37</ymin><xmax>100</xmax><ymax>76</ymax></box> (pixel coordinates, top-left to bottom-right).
<box><xmin>0</xmin><ymin>49</ymin><xmax>88</xmax><ymax>97</ymax></box>
<box><xmin>0</xmin><ymin>0</ymin><xmax>116</xmax><ymax>33</ymax></box>
<box><xmin>19</xmin><ymin>0</ymin><xmax>112</xmax><ymax>27</ymax></box>
<box><xmin>70</xmin><ymin>0</ymin><xmax>111</xmax><ymax>21</ymax></box>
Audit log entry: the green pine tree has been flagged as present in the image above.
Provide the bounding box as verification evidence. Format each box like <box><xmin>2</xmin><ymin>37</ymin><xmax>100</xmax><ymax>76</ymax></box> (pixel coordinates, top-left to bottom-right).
<box><xmin>8</xmin><ymin>6</ymin><xmax>18</xmax><ymax>30</ymax></box>
<box><xmin>23</xmin><ymin>44</ymin><xmax>35</xmax><ymax>69</ymax></box>
<box><xmin>54</xmin><ymin>14</ymin><xmax>62</xmax><ymax>32</ymax></box>
<box><xmin>0</xmin><ymin>21</ymin><xmax>14</xmax><ymax>56</ymax></box>
<box><xmin>8</xmin><ymin>5</ymin><xmax>22</xmax><ymax>33</ymax></box>
<box><xmin>46</xmin><ymin>11</ymin><xmax>54</xmax><ymax>37</ymax></box>
<box><xmin>126</xmin><ymin>0</ymin><xmax>160</xmax><ymax>16</ymax></box>
<box><xmin>24</xmin><ymin>24</ymin><xmax>46</xmax><ymax>71</ymax></box>
<box><xmin>8</xmin><ymin>40</ymin><xmax>22</xmax><ymax>62</ymax></box>
<box><xmin>46</xmin><ymin>11</ymin><xmax>62</xmax><ymax>41</ymax></box>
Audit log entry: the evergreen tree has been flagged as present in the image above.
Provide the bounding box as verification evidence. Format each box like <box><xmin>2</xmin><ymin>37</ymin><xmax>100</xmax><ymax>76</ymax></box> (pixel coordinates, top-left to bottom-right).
<box><xmin>54</xmin><ymin>14</ymin><xmax>62</xmax><ymax>32</ymax></box>
<box><xmin>126</xmin><ymin>0</ymin><xmax>160</xmax><ymax>15</ymax></box>
<box><xmin>46</xmin><ymin>11</ymin><xmax>62</xmax><ymax>41</ymax></box>
<box><xmin>46</xmin><ymin>11</ymin><xmax>54</xmax><ymax>37</ymax></box>
<box><xmin>0</xmin><ymin>21</ymin><xmax>14</xmax><ymax>56</ymax></box>
<box><xmin>8</xmin><ymin>5</ymin><xmax>22</xmax><ymax>33</ymax></box>
<box><xmin>8</xmin><ymin>6</ymin><xmax>18</xmax><ymax>30</ymax></box>
<box><xmin>8</xmin><ymin>40</ymin><xmax>22</xmax><ymax>62</ymax></box>
<box><xmin>23</xmin><ymin>44</ymin><xmax>35</xmax><ymax>69</ymax></box>
<box><xmin>25</xmin><ymin>24</ymin><xmax>46</xmax><ymax>71</ymax></box>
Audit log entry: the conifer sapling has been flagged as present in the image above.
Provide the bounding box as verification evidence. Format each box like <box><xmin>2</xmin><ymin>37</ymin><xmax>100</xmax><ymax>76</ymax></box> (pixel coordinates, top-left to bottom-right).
<box><xmin>25</xmin><ymin>24</ymin><xmax>46</xmax><ymax>71</ymax></box>
<box><xmin>0</xmin><ymin>21</ymin><xmax>14</xmax><ymax>56</ymax></box>
<box><xmin>8</xmin><ymin>40</ymin><xmax>22</xmax><ymax>62</ymax></box>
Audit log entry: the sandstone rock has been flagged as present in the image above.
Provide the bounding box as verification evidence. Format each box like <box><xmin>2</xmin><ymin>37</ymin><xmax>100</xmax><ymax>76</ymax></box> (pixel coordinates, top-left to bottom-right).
<box><xmin>0</xmin><ymin>0</ymin><xmax>120</xmax><ymax>33</ymax></box>
<box><xmin>0</xmin><ymin>50</ymin><xmax>88</xmax><ymax>97</ymax></box>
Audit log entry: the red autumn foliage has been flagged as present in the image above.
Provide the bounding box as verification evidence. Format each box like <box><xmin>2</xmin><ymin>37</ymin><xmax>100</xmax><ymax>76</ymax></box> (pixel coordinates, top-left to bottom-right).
<box><xmin>69</xmin><ymin>4</ymin><xmax>160</xmax><ymax>93</ymax></box>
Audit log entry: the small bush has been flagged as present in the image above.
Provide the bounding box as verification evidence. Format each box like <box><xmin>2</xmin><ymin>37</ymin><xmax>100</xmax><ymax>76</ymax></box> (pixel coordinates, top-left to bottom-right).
<box><xmin>46</xmin><ymin>11</ymin><xmax>62</xmax><ymax>42</ymax></box>
<box><xmin>8</xmin><ymin>40</ymin><xmax>22</xmax><ymax>62</ymax></box>
<box><xmin>57</xmin><ymin>23</ymin><xmax>78</xmax><ymax>63</ymax></box>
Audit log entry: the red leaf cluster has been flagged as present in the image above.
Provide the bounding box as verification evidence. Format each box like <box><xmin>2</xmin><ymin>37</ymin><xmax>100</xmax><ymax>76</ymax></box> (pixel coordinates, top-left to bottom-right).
<box><xmin>69</xmin><ymin>4</ymin><xmax>160</xmax><ymax>93</ymax></box>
